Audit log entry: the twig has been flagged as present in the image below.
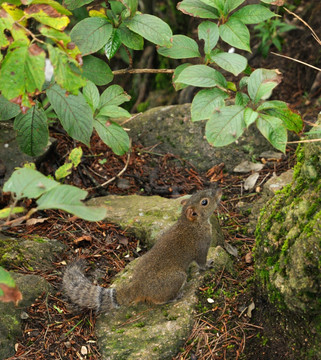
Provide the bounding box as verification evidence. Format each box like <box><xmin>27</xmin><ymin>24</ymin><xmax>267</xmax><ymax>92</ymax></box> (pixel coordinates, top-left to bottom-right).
<box><xmin>287</xmin><ymin>138</ymin><xmax>321</xmax><ymax>144</ymax></box>
<box><xmin>112</xmin><ymin>68</ymin><xmax>175</xmax><ymax>75</ymax></box>
<box><xmin>271</xmin><ymin>52</ymin><xmax>321</xmax><ymax>72</ymax></box>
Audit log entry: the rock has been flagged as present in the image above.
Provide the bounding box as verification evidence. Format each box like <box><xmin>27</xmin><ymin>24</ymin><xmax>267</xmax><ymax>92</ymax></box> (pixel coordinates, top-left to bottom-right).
<box><xmin>88</xmin><ymin>194</ymin><xmax>224</xmax><ymax>248</ymax></box>
<box><xmin>0</xmin><ymin>234</ymin><xmax>66</xmax><ymax>270</ymax></box>
<box><xmin>128</xmin><ymin>104</ymin><xmax>274</xmax><ymax>172</ymax></box>
<box><xmin>254</xmin><ymin>114</ymin><xmax>321</xmax><ymax>357</ymax></box>
<box><xmin>96</xmin><ymin>246</ymin><xmax>232</xmax><ymax>360</ymax></box>
<box><xmin>0</xmin><ymin>273</ymin><xmax>51</xmax><ymax>359</ymax></box>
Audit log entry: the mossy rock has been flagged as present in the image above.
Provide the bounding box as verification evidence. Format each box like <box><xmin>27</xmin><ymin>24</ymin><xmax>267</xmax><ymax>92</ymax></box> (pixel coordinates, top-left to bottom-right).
<box><xmin>255</xmin><ymin>115</ymin><xmax>321</xmax><ymax>358</ymax></box>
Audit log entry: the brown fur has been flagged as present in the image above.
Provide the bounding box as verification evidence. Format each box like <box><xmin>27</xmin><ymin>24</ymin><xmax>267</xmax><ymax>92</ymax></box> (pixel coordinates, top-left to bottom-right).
<box><xmin>62</xmin><ymin>188</ymin><xmax>222</xmax><ymax>313</ymax></box>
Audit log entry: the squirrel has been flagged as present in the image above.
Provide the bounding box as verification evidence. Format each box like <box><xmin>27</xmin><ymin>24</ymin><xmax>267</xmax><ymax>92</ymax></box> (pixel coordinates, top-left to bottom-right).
<box><xmin>62</xmin><ymin>188</ymin><xmax>222</xmax><ymax>313</ymax></box>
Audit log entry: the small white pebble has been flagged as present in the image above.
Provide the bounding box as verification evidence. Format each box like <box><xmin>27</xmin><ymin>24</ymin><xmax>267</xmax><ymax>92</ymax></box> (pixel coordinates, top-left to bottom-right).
<box><xmin>207</xmin><ymin>298</ymin><xmax>214</xmax><ymax>304</ymax></box>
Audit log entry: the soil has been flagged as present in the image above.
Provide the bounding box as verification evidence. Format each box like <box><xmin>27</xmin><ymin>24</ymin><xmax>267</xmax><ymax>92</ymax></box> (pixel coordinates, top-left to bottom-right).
<box><xmin>1</xmin><ymin>1</ymin><xmax>321</xmax><ymax>359</ymax></box>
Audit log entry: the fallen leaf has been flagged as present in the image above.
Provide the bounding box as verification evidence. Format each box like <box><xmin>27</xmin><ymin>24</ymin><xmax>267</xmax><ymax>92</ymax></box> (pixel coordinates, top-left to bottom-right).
<box><xmin>224</xmin><ymin>243</ymin><xmax>238</xmax><ymax>257</ymax></box>
<box><xmin>245</xmin><ymin>252</ymin><xmax>253</xmax><ymax>264</ymax></box>
<box><xmin>74</xmin><ymin>235</ymin><xmax>92</xmax><ymax>244</ymax></box>
<box><xmin>247</xmin><ymin>301</ymin><xmax>255</xmax><ymax>318</ymax></box>
<box><xmin>233</xmin><ymin>161</ymin><xmax>264</xmax><ymax>173</ymax></box>
<box><xmin>244</xmin><ymin>173</ymin><xmax>260</xmax><ymax>191</ymax></box>
<box><xmin>26</xmin><ymin>217</ymin><xmax>49</xmax><ymax>226</ymax></box>
<box><xmin>0</xmin><ymin>283</ymin><xmax>22</xmax><ymax>305</ymax></box>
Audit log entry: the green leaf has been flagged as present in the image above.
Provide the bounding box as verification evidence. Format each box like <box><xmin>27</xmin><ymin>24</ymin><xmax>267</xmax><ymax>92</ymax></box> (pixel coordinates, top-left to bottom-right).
<box><xmin>177</xmin><ymin>0</ymin><xmax>219</xmax><ymax>19</ymax></box>
<box><xmin>258</xmin><ymin>101</ymin><xmax>303</xmax><ymax>133</ymax></box>
<box><xmin>256</xmin><ymin>114</ymin><xmax>287</xmax><ymax>153</ymax></box>
<box><xmin>48</xmin><ymin>44</ymin><xmax>86</xmax><ymax>94</ymax></box>
<box><xmin>64</xmin><ymin>0</ymin><xmax>92</xmax><ymax>10</ymax></box>
<box><xmin>24</xmin><ymin>4</ymin><xmax>70</xmax><ymax>30</ymax></box>
<box><xmin>0</xmin><ymin>207</ymin><xmax>25</xmax><ymax>219</ymax></box>
<box><xmin>198</xmin><ymin>21</ymin><xmax>219</xmax><ymax>55</ymax></box>
<box><xmin>0</xmin><ymin>266</ymin><xmax>15</xmax><ymax>287</ymax></box>
<box><xmin>211</xmin><ymin>52</ymin><xmax>247</xmax><ymax>76</ymax></box>
<box><xmin>172</xmin><ymin>63</ymin><xmax>192</xmax><ymax>91</ymax></box>
<box><xmin>157</xmin><ymin>35</ymin><xmax>200</xmax><ymax>59</ymax></box>
<box><xmin>36</xmin><ymin>184</ymin><xmax>107</xmax><ymax>221</ymax></box>
<box><xmin>205</xmin><ymin>105</ymin><xmax>245</xmax><ymax>146</ymax></box>
<box><xmin>14</xmin><ymin>106</ymin><xmax>49</xmax><ymax>157</ymax></box>
<box><xmin>247</xmin><ymin>69</ymin><xmax>281</xmax><ymax>104</ymax></box>
<box><xmin>82</xmin><ymin>55</ymin><xmax>113</xmax><ymax>86</ymax></box>
<box><xmin>99</xmin><ymin>85</ymin><xmax>131</xmax><ymax>108</ymax></box>
<box><xmin>0</xmin><ymin>95</ymin><xmax>20</xmax><ymax>121</ymax></box>
<box><xmin>226</xmin><ymin>0</ymin><xmax>245</xmax><ymax>12</ymax></box>
<box><xmin>120</xmin><ymin>0</ymin><xmax>138</xmax><ymax>14</ymax></box>
<box><xmin>0</xmin><ymin>40</ymin><xmax>45</xmax><ymax>105</ymax></box>
<box><xmin>105</xmin><ymin>28</ymin><xmax>122</xmax><ymax>60</ymax></box>
<box><xmin>175</xmin><ymin>64</ymin><xmax>227</xmax><ymax>88</ymax></box>
<box><xmin>70</xmin><ymin>17</ymin><xmax>113</xmax><ymax>56</ymax></box>
<box><xmin>123</xmin><ymin>14</ymin><xmax>172</xmax><ymax>47</ymax></box>
<box><xmin>117</xmin><ymin>24</ymin><xmax>144</xmax><ymax>50</ymax></box>
<box><xmin>69</xmin><ymin>147</ymin><xmax>83</xmax><ymax>167</ymax></box>
<box><xmin>94</xmin><ymin>118</ymin><xmax>130</xmax><ymax>156</ymax></box>
<box><xmin>235</xmin><ymin>92</ymin><xmax>249</xmax><ymax>106</ymax></box>
<box><xmin>55</xmin><ymin>162</ymin><xmax>73</xmax><ymax>180</ymax></box>
<box><xmin>244</xmin><ymin>107</ymin><xmax>258</xmax><ymax>127</ymax></box>
<box><xmin>3</xmin><ymin>167</ymin><xmax>59</xmax><ymax>200</ymax></box>
<box><xmin>98</xmin><ymin>105</ymin><xmax>131</xmax><ymax>118</ymax></box>
<box><xmin>191</xmin><ymin>88</ymin><xmax>228</xmax><ymax>121</ymax></box>
<box><xmin>46</xmin><ymin>84</ymin><xmax>93</xmax><ymax>146</ymax></box>
<box><xmin>232</xmin><ymin>4</ymin><xmax>276</xmax><ymax>24</ymax></box>
<box><xmin>83</xmin><ymin>80</ymin><xmax>100</xmax><ymax>112</ymax></box>
<box><xmin>219</xmin><ymin>18</ymin><xmax>251</xmax><ymax>52</ymax></box>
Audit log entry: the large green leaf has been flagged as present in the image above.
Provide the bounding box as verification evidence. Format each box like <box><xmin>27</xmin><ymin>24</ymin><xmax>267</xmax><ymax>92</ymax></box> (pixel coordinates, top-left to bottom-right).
<box><xmin>123</xmin><ymin>14</ymin><xmax>172</xmax><ymax>47</ymax></box>
<box><xmin>99</xmin><ymin>85</ymin><xmax>131</xmax><ymax>108</ymax></box>
<box><xmin>256</xmin><ymin>114</ymin><xmax>287</xmax><ymax>153</ymax></box>
<box><xmin>98</xmin><ymin>105</ymin><xmax>131</xmax><ymax>118</ymax></box>
<box><xmin>191</xmin><ymin>88</ymin><xmax>228</xmax><ymax>121</ymax></box>
<box><xmin>36</xmin><ymin>184</ymin><xmax>107</xmax><ymax>221</ymax></box>
<box><xmin>172</xmin><ymin>63</ymin><xmax>192</xmax><ymax>91</ymax></box>
<box><xmin>64</xmin><ymin>0</ymin><xmax>92</xmax><ymax>10</ymax></box>
<box><xmin>205</xmin><ymin>105</ymin><xmax>245</xmax><ymax>146</ymax></box>
<box><xmin>94</xmin><ymin>118</ymin><xmax>130</xmax><ymax>156</ymax></box>
<box><xmin>247</xmin><ymin>69</ymin><xmax>281</xmax><ymax>104</ymax></box>
<box><xmin>0</xmin><ymin>40</ymin><xmax>45</xmax><ymax>105</ymax></box>
<box><xmin>219</xmin><ymin>17</ymin><xmax>251</xmax><ymax>52</ymax></box>
<box><xmin>198</xmin><ymin>21</ymin><xmax>219</xmax><ymax>55</ymax></box>
<box><xmin>14</xmin><ymin>106</ymin><xmax>49</xmax><ymax>156</ymax></box>
<box><xmin>177</xmin><ymin>0</ymin><xmax>219</xmax><ymax>19</ymax></box>
<box><xmin>3</xmin><ymin>167</ymin><xmax>59</xmax><ymax>200</ymax></box>
<box><xmin>46</xmin><ymin>84</ymin><xmax>93</xmax><ymax>146</ymax></box>
<box><xmin>0</xmin><ymin>95</ymin><xmax>20</xmax><ymax>121</ymax></box>
<box><xmin>175</xmin><ymin>64</ymin><xmax>227</xmax><ymax>88</ymax></box>
<box><xmin>226</xmin><ymin>0</ymin><xmax>245</xmax><ymax>12</ymax></box>
<box><xmin>257</xmin><ymin>101</ymin><xmax>303</xmax><ymax>133</ymax></box>
<box><xmin>70</xmin><ymin>17</ymin><xmax>113</xmax><ymax>56</ymax></box>
<box><xmin>231</xmin><ymin>4</ymin><xmax>276</xmax><ymax>24</ymax></box>
<box><xmin>82</xmin><ymin>81</ymin><xmax>100</xmax><ymax>112</ymax></box>
<box><xmin>211</xmin><ymin>52</ymin><xmax>247</xmax><ymax>76</ymax></box>
<box><xmin>105</xmin><ymin>28</ymin><xmax>122</xmax><ymax>60</ymax></box>
<box><xmin>244</xmin><ymin>107</ymin><xmax>258</xmax><ymax>127</ymax></box>
<box><xmin>47</xmin><ymin>44</ymin><xmax>86</xmax><ymax>94</ymax></box>
<box><xmin>82</xmin><ymin>55</ymin><xmax>113</xmax><ymax>86</ymax></box>
<box><xmin>157</xmin><ymin>35</ymin><xmax>200</xmax><ymax>59</ymax></box>
<box><xmin>117</xmin><ymin>24</ymin><xmax>144</xmax><ymax>50</ymax></box>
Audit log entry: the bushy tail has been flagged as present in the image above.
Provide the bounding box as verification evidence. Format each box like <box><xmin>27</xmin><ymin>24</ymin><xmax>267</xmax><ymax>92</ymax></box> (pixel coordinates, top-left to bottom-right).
<box><xmin>62</xmin><ymin>261</ymin><xmax>119</xmax><ymax>313</ymax></box>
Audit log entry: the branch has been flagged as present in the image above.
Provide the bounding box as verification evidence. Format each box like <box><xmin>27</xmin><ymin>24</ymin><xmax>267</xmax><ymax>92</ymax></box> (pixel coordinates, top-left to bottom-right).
<box><xmin>112</xmin><ymin>68</ymin><xmax>175</xmax><ymax>75</ymax></box>
<box><xmin>271</xmin><ymin>52</ymin><xmax>321</xmax><ymax>72</ymax></box>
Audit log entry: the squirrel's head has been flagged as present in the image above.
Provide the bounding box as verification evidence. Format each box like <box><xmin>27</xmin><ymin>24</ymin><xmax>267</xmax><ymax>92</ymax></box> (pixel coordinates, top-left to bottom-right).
<box><xmin>181</xmin><ymin>188</ymin><xmax>222</xmax><ymax>222</ymax></box>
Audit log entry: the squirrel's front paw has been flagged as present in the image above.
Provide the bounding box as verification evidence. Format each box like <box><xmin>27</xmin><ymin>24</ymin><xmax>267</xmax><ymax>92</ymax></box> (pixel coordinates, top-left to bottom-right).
<box><xmin>205</xmin><ymin>259</ymin><xmax>215</xmax><ymax>269</ymax></box>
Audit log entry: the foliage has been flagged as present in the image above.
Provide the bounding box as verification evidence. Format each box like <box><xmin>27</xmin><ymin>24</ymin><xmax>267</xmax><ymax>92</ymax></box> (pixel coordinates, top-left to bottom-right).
<box><xmin>255</xmin><ymin>18</ymin><xmax>297</xmax><ymax>57</ymax></box>
<box><xmin>0</xmin><ymin>0</ymin><xmax>303</xmax><ymax>158</ymax></box>
<box><xmin>1</xmin><ymin>166</ymin><xmax>107</xmax><ymax>222</ymax></box>
<box><xmin>158</xmin><ymin>0</ymin><xmax>303</xmax><ymax>153</ymax></box>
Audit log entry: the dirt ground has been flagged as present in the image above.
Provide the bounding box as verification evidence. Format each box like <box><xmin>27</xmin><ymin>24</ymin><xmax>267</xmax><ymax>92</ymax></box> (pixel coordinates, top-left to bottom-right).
<box><xmin>2</xmin><ymin>1</ymin><xmax>321</xmax><ymax>359</ymax></box>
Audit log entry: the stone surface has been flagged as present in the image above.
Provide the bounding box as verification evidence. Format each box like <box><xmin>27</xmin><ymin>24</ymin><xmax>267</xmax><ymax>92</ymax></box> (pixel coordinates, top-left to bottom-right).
<box><xmin>96</xmin><ymin>246</ymin><xmax>232</xmax><ymax>360</ymax></box>
<box><xmin>0</xmin><ymin>234</ymin><xmax>66</xmax><ymax>270</ymax></box>
<box><xmin>88</xmin><ymin>194</ymin><xmax>224</xmax><ymax>248</ymax></box>
<box><xmin>128</xmin><ymin>104</ymin><xmax>274</xmax><ymax>172</ymax></box>
<box><xmin>0</xmin><ymin>273</ymin><xmax>51</xmax><ymax>359</ymax></box>
<box><xmin>254</xmin><ymin>115</ymin><xmax>321</xmax><ymax>357</ymax></box>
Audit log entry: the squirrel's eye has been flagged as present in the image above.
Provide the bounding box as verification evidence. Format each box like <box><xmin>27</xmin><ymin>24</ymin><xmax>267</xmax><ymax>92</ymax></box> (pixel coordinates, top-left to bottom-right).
<box><xmin>201</xmin><ymin>199</ymin><xmax>208</xmax><ymax>206</ymax></box>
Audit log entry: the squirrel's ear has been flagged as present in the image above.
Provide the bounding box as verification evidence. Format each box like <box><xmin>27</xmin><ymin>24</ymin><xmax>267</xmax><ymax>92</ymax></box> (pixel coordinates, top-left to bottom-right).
<box><xmin>186</xmin><ymin>207</ymin><xmax>198</xmax><ymax>221</ymax></box>
<box><xmin>181</xmin><ymin>199</ymin><xmax>187</xmax><ymax>206</ymax></box>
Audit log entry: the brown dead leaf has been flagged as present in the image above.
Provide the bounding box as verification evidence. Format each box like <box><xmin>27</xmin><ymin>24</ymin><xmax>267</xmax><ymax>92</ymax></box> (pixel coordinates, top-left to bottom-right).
<box><xmin>245</xmin><ymin>252</ymin><xmax>253</xmax><ymax>264</ymax></box>
<box><xmin>25</xmin><ymin>4</ymin><xmax>60</xmax><ymax>18</ymax></box>
<box><xmin>26</xmin><ymin>217</ymin><xmax>49</xmax><ymax>226</ymax></box>
<box><xmin>73</xmin><ymin>235</ymin><xmax>92</xmax><ymax>244</ymax></box>
<box><xmin>0</xmin><ymin>283</ymin><xmax>22</xmax><ymax>305</ymax></box>
<box><xmin>28</xmin><ymin>43</ymin><xmax>45</xmax><ymax>56</ymax></box>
